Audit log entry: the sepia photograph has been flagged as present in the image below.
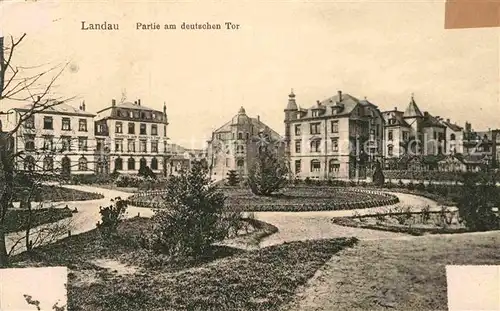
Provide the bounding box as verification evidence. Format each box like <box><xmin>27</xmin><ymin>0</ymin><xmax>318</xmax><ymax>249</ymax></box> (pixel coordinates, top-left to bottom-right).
<box><xmin>0</xmin><ymin>0</ymin><xmax>499</xmax><ymax>310</ymax></box>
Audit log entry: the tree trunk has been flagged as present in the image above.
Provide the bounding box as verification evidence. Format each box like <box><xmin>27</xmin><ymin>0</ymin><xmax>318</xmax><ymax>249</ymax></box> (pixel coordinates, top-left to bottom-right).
<box><xmin>25</xmin><ymin>199</ymin><xmax>32</xmax><ymax>253</ymax></box>
<box><xmin>0</xmin><ymin>226</ymin><xmax>8</xmax><ymax>267</ymax></box>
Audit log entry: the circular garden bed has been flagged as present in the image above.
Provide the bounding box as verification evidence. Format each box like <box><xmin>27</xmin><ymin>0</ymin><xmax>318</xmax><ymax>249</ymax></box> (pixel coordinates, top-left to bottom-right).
<box><xmin>129</xmin><ymin>186</ymin><xmax>399</xmax><ymax>212</ymax></box>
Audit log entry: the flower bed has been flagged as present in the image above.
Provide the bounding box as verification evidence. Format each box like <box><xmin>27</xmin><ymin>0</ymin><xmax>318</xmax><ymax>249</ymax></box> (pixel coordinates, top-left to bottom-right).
<box><xmin>6</xmin><ymin>207</ymin><xmax>75</xmax><ymax>233</ymax></box>
<box><xmin>12</xmin><ymin>185</ymin><xmax>104</xmax><ymax>203</ymax></box>
<box><xmin>128</xmin><ymin>187</ymin><xmax>399</xmax><ymax>212</ymax></box>
<box><xmin>331</xmin><ymin>206</ymin><xmax>483</xmax><ymax>236</ymax></box>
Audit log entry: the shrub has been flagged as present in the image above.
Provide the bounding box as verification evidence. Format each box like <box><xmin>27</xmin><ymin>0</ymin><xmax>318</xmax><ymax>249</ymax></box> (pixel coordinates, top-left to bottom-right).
<box><xmin>457</xmin><ymin>177</ymin><xmax>500</xmax><ymax>231</ymax></box>
<box><xmin>138</xmin><ymin>165</ymin><xmax>157</xmax><ymax>180</ymax></box>
<box><xmin>407</xmin><ymin>181</ymin><xmax>415</xmax><ymax>191</ymax></box>
<box><xmin>226</xmin><ymin>170</ymin><xmax>239</xmax><ymax>187</ymax></box>
<box><xmin>372</xmin><ymin>161</ymin><xmax>385</xmax><ymax>186</ymax></box>
<box><xmin>304</xmin><ymin>177</ymin><xmax>312</xmax><ymax>185</ymax></box>
<box><xmin>96</xmin><ymin>197</ymin><xmax>128</xmax><ymax>238</ymax></box>
<box><xmin>150</xmin><ymin>161</ymin><xmax>241</xmax><ymax>258</ymax></box>
<box><xmin>247</xmin><ymin>145</ymin><xmax>288</xmax><ymax>196</ymax></box>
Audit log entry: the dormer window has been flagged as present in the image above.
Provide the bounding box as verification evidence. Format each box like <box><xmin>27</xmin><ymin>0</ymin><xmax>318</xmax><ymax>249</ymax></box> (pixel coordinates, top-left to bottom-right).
<box><xmin>312</xmin><ymin>110</ymin><xmax>319</xmax><ymax>117</ymax></box>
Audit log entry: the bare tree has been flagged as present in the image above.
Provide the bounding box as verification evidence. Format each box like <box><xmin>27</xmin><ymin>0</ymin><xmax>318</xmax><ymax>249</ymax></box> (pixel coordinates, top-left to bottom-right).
<box><xmin>0</xmin><ymin>33</ymin><xmax>74</xmax><ymax>266</ymax></box>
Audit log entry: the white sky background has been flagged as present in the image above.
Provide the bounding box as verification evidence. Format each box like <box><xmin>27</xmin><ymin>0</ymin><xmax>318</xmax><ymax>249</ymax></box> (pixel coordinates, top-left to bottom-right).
<box><xmin>0</xmin><ymin>267</ymin><xmax>67</xmax><ymax>311</ymax></box>
<box><xmin>0</xmin><ymin>0</ymin><xmax>498</xmax><ymax>147</ymax></box>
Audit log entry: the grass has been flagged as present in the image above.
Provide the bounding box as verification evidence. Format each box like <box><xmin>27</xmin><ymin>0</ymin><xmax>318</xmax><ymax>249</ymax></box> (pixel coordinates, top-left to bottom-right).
<box><xmin>13</xmin><ymin>185</ymin><xmax>104</xmax><ymax>202</ymax></box>
<box><xmin>285</xmin><ymin>232</ymin><xmax>500</xmax><ymax>311</ymax></box>
<box><xmin>11</xmin><ymin>217</ymin><xmax>358</xmax><ymax>311</ymax></box>
<box><xmin>5</xmin><ymin>207</ymin><xmax>74</xmax><ymax>233</ymax></box>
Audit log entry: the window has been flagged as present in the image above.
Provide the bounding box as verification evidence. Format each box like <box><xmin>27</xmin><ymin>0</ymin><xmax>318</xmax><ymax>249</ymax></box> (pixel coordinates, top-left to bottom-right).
<box><xmin>164</xmin><ymin>140</ymin><xmax>168</xmax><ymax>153</ymax></box>
<box><xmin>25</xmin><ymin>115</ymin><xmax>35</xmax><ymax>129</ymax></box>
<box><xmin>310</xmin><ymin>139</ymin><xmax>321</xmax><ymax>152</ymax></box>
<box><xmin>331</xmin><ymin>138</ymin><xmax>339</xmax><ymax>152</ymax></box>
<box><xmin>164</xmin><ymin>125</ymin><xmax>167</xmax><ymax>137</ymax></box>
<box><xmin>236</xmin><ymin>145</ymin><xmax>244</xmax><ymax>154</ymax></box>
<box><xmin>237</xmin><ymin>159</ymin><xmax>244</xmax><ymax>167</ymax></box>
<box><xmin>127</xmin><ymin>139</ymin><xmax>135</xmax><ymax>152</ymax></box>
<box><xmin>140</xmin><ymin>158</ymin><xmax>147</xmax><ymax>170</ymax></box>
<box><xmin>128</xmin><ymin>122</ymin><xmax>135</xmax><ymax>134</ymax></box>
<box><xmin>295</xmin><ymin>160</ymin><xmax>301</xmax><ymax>173</ymax></box>
<box><xmin>450</xmin><ymin>133</ymin><xmax>456</xmax><ymax>141</ymax></box>
<box><xmin>61</xmin><ymin>136</ymin><xmax>72</xmax><ymax>151</ymax></box>
<box><xmin>246</xmin><ymin>132</ymin><xmax>250</xmax><ymax>139</ymax></box>
<box><xmin>151</xmin><ymin>124</ymin><xmax>158</xmax><ymax>136</ymax></box>
<box><xmin>151</xmin><ymin>157</ymin><xmax>158</xmax><ymax>170</ymax></box>
<box><xmin>96</xmin><ymin>138</ymin><xmax>105</xmax><ymax>151</ymax></box>
<box><xmin>331</xmin><ymin>121</ymin><xmax>339</xmax><ymax>133</ymax></box>
<box><xmin>294</xmin><ymin>124</ymin><xmax>301</xmax><ymax>136</ymax></box>
<box><xmin>62</xmin><ymin>118</ymin><xmax>71</xmax><ymax>131</ymax></box>
<box><xmin>225</xmin><ymin>158</ymin><xmax>230</xmax><ymax>167</ymax></box>
<box><xmin>312</xmin><ymin>110</ymin><xmax>319</xmax><ymax>117</ymax></box>
<box><xmin>140</xmin><ymin>139</ymin><xmax>147</xmax><ymax>153</ymax></box>
<box><xmin>433</xmin><ymin>132</ymin><xmax>437</xmax><ymax>140</ymax></box>
<box><xmin>140</xmin><ymin>123</ymin><xmax>147</xmax><ymax>135</ymax></box>
<box><xmin>388</xmin><ymin>130</ymin><xmax>393</xmax><ymax>141</ymax></box>
<box><xmin>78</xmin><ymin>119</ymin><xmax>87</xmax><ymax>132</ymax></box>
<box><xmin>24</xmin><ymin>134</ymin><xmax>35</xmax><ymax>151</ymax></box>
<box><xmin>403</xmin><ymin>131</ymin><xmax>409</xmax><ymax>141</ymax></box>
<box><xmin>388</xmin><ymin>146</ymin><xmax>393</xmax><ymax>156</ymax></box>
<box><xmin>295</xmin><ymin>140</ymin><xmax>301</xmax><ymax>153</ymax></box>
<box><xmin>78</xmin><ymin>157</ymin><xmax>88</xmax><ymax>171</ymax></box>
<box><xmin>127</xmin><ymin>158</ymin><xmax>135</xmax><ymax>170</ymax></box>
<box><xmin>43</xmin><ymin>135</ymin><xmax>53</xmax><ymax>150</ymax></box>
<box><xmin>115</xmin><ymin>122</ymin><xmax>123</xmax><ymax>133</ymax></box>
<box><xmin>311</xmin><ymin>160</ymin><xmax>321</xmax><ymax>172</ymax></box>
<box><xmin>43</xmin><ymin>117</ymin><xmax>53</xmax><ymax>130</ymax></box>
<box><xmin>310</xmin><ymin>123</ymin><xmax>321</xmax><ymax>135</ymax></box>
<box><xmin>329</xmin><ymin>159</ymin><xmax>340</xmax><ymax>173</ymax></box>
<box><xmin>238</xmin><ymin>132</ymin><xmax>243</xmax><ymax>140</ymax></box>
<box><xmin>151</xmin><ymin>141</ymin><xmax>158</xmax><ymax>153</ymax></box>
<box><xmin>43</xmin><ymin>156</ymin><xmax>54</xmax><ymax>171</ymax></box>
<box><xmin>114</xmin><ymin>139</ymin><xmax>123</xmax><ymax>152</ymax></box>
<box><xmin>115</xmin><ymin>158</ymin><xmax>123</xmax><ymax>170</ymax></box>
<box><xmin>78</xmin><ymin>137</ymin><xmax>88</xmax><ymax>151</ymax></box>
<box><xmin>24</xmin><ymin>156</ymin><xmax>35</xmax><ymax>171</ymax></box>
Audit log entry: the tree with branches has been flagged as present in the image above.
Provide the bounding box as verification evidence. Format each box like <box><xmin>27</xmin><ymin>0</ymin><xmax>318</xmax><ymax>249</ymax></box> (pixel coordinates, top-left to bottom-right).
<box><xmin>0</xmin><ymin>33</ymin><xmax>73</xmax><ymax>266</ymax></box>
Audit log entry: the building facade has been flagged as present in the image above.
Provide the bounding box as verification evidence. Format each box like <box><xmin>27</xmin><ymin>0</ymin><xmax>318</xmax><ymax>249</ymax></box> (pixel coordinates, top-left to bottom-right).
<box><xmin>382</xmin><ymin>95</ymin><xmax>448</xmax><ymax>160</ymax></box>
<box><xmin>284</xmin><ymin>90</ymin><xmax>385</xmax><ymax>180</ymax></box>
<box><xmin>0</xmin><ymin>101</ymin><xmax>96</xmax><ymax>176</ymax></box>
<box><xmin>207</xmin><ymin>107</ymin><xmax>283</xmax><ymax>181</ymax></box>
<box><xmin>93</xmin><ymin>99</ymin><xmax>169</xmax><ymax>175</ymax></box>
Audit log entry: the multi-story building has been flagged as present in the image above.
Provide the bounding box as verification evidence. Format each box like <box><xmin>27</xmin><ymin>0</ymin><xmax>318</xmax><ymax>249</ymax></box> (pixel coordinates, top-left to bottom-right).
<box><xmin>93</xmin><ymin>98</ymin><xmax>169</xmax><ymax>175</ymax></box>
<box><xmin>164</xmin><ymin>143</ymin><xmax>208</xmax><ymax>176</ymax></box>
<box><xmin>284</xmin><ymin>90</ymin><xmax>385</xmax><ymax>180</ymax></box>
<box><xmin>382</xmin><ymin>95</ymin><xmax>447</xmax><ymax>159</ymax></box>
<box><xmin>0</xmin><ymin>100</ymin><xmax>96</xmax><ymax>176</ymax></box>
<box><xmin>207</xmin><ymin>107</ymin><xmax>283</xmax><ymax>181</ymax></box>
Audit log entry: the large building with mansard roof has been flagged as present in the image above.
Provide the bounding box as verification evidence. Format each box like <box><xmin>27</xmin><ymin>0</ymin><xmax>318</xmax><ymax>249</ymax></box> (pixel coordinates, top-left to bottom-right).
<box><xmin>207</xmin><ymin>106</ymin><xmax>284</xmax><ymax>181</ymax></box>
<box><xmin>284</xmin><ymin>90</ymin><xmax>385</xmax><ymax>180</ymax></box>
<box><xmin>93</xmin><ymin>98</ymin><xmax>169</xmax><ymax>175</ymax></box>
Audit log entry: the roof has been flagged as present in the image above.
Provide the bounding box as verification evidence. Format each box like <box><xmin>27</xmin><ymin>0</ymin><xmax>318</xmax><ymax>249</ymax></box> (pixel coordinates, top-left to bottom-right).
<box><xmin>15</xmin><ymin>101</ymin><xmax>95</xmax><ymax>117</ymax></box>
<box><xmin>115</xmin><ymin>101</ymin><xmax>159</xmax><ymax>111</ymax></box>
<box><xmin>285</xmin><ymin>90</ymin><xmax>298</xmax><ymax>111</ymax></box>
<box><xmin>421</xmin><ymin>112</ymin><xmax>446</xmax><ymax>128</ymax></box>
<box><xmin>442</xmin><ymin>120</ymin><xmax>463</xmax><ymax>131</ymax></box>
<box><xmin>383</xmin><ymin>110</ymin><xmax>410</xmax><ymax>127</ymax></box>
<box><xmin>403</xmin><ymin>95</ymin><xmax>424</xmax><ymax>118</ymax></box>
<box><xmin>296</xmin><ymin>92</ymin><xmax>380</xmax><ymax>119</ymax></box>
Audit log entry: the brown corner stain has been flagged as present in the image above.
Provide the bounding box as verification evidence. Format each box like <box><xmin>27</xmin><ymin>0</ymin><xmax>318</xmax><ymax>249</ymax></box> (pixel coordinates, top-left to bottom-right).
<box><xmin>445</xmin><ymin>0</ymin><xmax>500</xmax><ymax>29</ymax></box>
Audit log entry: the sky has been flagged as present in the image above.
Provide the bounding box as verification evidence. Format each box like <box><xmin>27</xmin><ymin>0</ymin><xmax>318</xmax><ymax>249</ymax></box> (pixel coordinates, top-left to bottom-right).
<box><xmin>0</xmin><ymin>0</ymin><xmax>498</xmax><ymax>148</ymax></box>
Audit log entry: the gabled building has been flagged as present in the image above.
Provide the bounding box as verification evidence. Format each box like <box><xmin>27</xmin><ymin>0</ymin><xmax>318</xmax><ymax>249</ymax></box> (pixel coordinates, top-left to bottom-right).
<box><xmin>284</xmin><ymin>90</ymin><xmax>384</xmax><ymax>180</ymax></box>
<box><xmin>93</xmin><ymin>98</ymin><xmax>169</xmax><ymax>175</ymax></box>
<box><xmin>207</xmin><ymin>107</ymin><xmax>283</xmax><ymax>181</ymax></box>
<box><xmin>383</xmin><ymin>95</ymin><xmax>447</xmax><ymax>159</ymax></box>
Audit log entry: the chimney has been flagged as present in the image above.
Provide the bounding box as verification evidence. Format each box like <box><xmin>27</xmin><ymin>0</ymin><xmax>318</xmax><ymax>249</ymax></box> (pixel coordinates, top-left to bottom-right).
<box><xmin>257</xmin><ymin>115</ymin><xmax>260</xmax><ymax>122</ymax></box>
<box><xmin>112</xmin><ymin>99</ymin><xmax>116</xmax><ymax>106</ymax></box>
<box><xmin>316</xmin><ymin>100</ymin><xmax>321</xmax><ymax>105</ymax></box>
<box><xmin>394</xmin><ymin>107</ymin><xmax>397</xmax><ymax>111</ymax></box>
<box><xmin>138</xmin><ymin>99</ymin><xmax>141</xmax><ymax>106</ymax></box>
<box><xmin>446</xmin><ymin>118</ymin><xmax>450</xmax><ymax>123</ymax></box>
<box><xmin>338</xmin><ymin>90</ymin><xmax>342</xmax><ymax>102</ymax></box>
<box><xmin>82</xmin><ymin>101</ymin><xmax>86</xmax><ymax>111</ymax></box>
<box><xmin>134</xmin><ymin>100</ymin><xmax>137</xmax><ymax>105</ymax></box>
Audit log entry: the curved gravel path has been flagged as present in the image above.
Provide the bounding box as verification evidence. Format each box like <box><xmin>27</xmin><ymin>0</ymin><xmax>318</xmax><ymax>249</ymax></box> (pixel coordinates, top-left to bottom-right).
<box><xmin>256</xmin><ymin>191</ymin><xmax>445</xmax><ymax>247</ymax></box>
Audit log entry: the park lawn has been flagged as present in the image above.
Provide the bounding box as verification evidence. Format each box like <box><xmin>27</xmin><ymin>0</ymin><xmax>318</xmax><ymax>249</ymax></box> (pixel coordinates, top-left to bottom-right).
<box><xmin>285</xmin><ymin>232</ymin><xmax>500</xmax><ymax>311</ymax></box>
<box><xmin>11</xmin><ymin>217</ymin><xmax>358</xmax><ymax>311</ymax></box>
<box><xmin>5</xmin><ymin>208</ymin><xmax>74</xmax><ymax>233</ymax></box>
